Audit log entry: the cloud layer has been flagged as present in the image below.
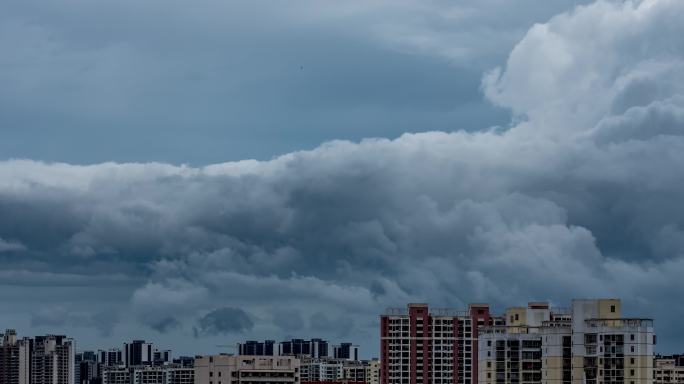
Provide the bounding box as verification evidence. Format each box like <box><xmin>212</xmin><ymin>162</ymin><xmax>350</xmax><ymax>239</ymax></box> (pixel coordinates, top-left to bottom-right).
<box><xmin>1</xmin><ymin>0</ymin><xmax>684</xmax><ymax>355</ymax></box>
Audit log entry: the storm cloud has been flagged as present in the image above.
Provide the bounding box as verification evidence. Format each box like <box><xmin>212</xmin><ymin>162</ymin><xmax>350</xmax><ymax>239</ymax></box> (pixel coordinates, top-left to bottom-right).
<box><xmin>1</xmin><ymin>0</ymin><xmax>684</xmax><ymax>356</ymax></box>
<box><xmin>195</xmin><ymin>308</ymin><xmax>254</xmax><ymax>336</ymax></box>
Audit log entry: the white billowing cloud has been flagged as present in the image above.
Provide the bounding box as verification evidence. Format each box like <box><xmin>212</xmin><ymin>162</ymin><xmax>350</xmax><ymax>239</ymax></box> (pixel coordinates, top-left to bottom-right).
<box><xmin>2</xmin><ymin>0</ymin><xmax>684</xmax><ymax>353</ymax></box>
<box><xmin>483</xmin><ymin>0</ymin><xmax>684</xmax><ymax>135</ymax></box>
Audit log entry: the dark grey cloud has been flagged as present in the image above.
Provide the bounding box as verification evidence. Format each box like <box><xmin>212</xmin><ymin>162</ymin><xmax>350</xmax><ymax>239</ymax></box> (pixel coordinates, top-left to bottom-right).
<box><xmin>1</xmin><ymin>0</ymin><xmax>683</xmax><ymax>358</ymax></box>
<box><xmin>273</xmin><ymin>310</ymin><xmax>305</xmax><ymax>333</ymax></box>
<box><xmin>195</xmin><ymin>308</ymin><xmax>254</xmax><ymax>337</ymax></box>
<box><xmin>30</xmin><ymin>306</ymin><xmax>119</xmax><ymax>337</ymax></box>
<box><xmin>149</xmin><ymin>317</ymin><xmax>182</xmax><ymax>334</ymax></box>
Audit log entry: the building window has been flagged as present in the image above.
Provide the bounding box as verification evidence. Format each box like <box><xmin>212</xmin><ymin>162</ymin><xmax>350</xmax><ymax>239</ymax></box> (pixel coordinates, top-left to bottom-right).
<box><xmin>630</xmin><ymin>370</ymin><xmax>635</xmax><ymax>376</ymax></box>
<box><xmin>610</xmin><ymin>305</ymin><xmax>616</xmax><ymax>313</ymax></box>
<box><xmin>631</xmin><ymin>346</ymin><xmax>635</xmax><ymax>353</ymax></box>
<box><xmin>631</xmin><ymin>358</ymin><xmax>635</xmax><ymax>364</ymax></box>
<box><xmin>210</xmin><ymin>373</ymin><xmax>213</xmax><ymax>377</ymax></box>
<box><xmin>515</xmin><ymin>314</ymin><xmax>519</xmax><ymax>321</ymax></box>
<box><xmin>630</xmin><ymin>334</ymin><xmax>635</xmax><ymax>341</ymax></box>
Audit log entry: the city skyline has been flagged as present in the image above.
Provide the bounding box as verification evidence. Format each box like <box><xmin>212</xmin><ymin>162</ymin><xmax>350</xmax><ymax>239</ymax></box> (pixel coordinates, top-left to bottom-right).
<box><xmin>3</xmin><ymin>0</ymin><xmax>684</xmax><ymax>361</ymax></box>
<box><xmin>2</xmin><ymin>297</ymin><xmax>681</xmax><ymax>384</ymax></box>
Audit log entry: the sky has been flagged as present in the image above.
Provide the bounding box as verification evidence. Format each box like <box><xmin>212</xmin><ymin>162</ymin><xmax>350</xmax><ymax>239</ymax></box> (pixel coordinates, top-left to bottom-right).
<box><xmin>1</xmin><ymin>0</ymin><xmax>684</xmax><ymax>357</ymax></box>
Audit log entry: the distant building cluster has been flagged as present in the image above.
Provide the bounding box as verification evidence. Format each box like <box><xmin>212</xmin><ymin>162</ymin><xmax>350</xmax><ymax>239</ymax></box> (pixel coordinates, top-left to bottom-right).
<box><xmin>0</xmin><ymin>298</ymin><xmax>680</xmax><ymax>384</ymax></box>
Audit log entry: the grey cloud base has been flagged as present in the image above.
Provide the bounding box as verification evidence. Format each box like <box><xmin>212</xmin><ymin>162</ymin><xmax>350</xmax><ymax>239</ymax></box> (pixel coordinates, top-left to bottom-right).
<box><xmin>1</xmin><ymin>0</ymin><xmax>684</xmax><ymax>355</ymax></box>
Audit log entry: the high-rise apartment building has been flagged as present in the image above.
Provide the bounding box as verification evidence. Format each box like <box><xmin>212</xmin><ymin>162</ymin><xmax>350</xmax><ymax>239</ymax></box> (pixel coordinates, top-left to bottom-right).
<box><xmin>31</xmin><ymin>335</ymin><xmax>75</xmax><ymax>384</ymax></box>
<box><xmin>99</xmin><ymin>350</ymin><xmax>123</xmax><ymax>368</ymax></box>
<box><xmin>193</xmin><ymin>355</ymin><xmax>300</xmax><ymax>384</ymax></box>
<box><xmin>478</xmin><ymin>299</ymin><xmax>655</xmax><ymax>384</ymax></box>
<box><xmin>380</xmin><ymin>303</ymin><xmax>504</xmax><ymax>384</ymax></box>
<box><xmin>333</xmin><ymin>345</ymin><xmax>359</xmax><ymax>362</ymax></box>
<box><xmin>75</xmin><ymin>351</ymin><xmax>99</xmax><ymax>384</ymax></box>
<box><xmin>237</xmin><ymin>342</ymin><xmax>276</xmax><ymax>357</ymax></box>
<box><xmin>0</xmin><ymin>330</ymin><xmax>31</xmax><ymax>384</ymax></box>
<box><xmin>124</xmin><ymin>342</ymin><xmax>153</xmax><ymax>368</ymax></box>
<box><xmin>280</xmin><ymin>340</ymin><xmax>329</xmax><ymax>359</ymax></box>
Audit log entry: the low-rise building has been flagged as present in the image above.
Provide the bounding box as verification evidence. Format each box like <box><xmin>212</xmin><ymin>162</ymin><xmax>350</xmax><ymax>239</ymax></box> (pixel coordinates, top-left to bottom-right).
<box><xmin>654</xmin><ymin>356</ymin><xmax>684</xmax><ymax>384</ymax></box>
<box><xmin>194</xmin><ymin>355</ymin><xmax>299</xmax><ymax>384</ymax></box>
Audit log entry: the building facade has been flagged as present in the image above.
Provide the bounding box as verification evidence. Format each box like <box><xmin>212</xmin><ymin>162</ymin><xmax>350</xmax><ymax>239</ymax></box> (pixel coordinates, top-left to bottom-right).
<box><xmin>300</xmin><ymin>359</ymin><xmax>343</xmax><ymax>382</ymax></box>
<box><xmin>237</xmin><ymin>342</ymin><xmax>276</xmax><ymax>357</ymax></box>
<box><xmin>334</xmin><ymin>346</ymin><xmax>359</xmax><ymax>362</ymax></box>
<box><xmin>31</xmin><ymin>335</ymin><xmax>75</xmax><ymax>384</ymax></box>
<box><xmin>124</xmin><ymin>342</ymin><xmax>153</xmax><ymax>368</ymax></box>
<box><xmin>194</xmin><ymin>355</ymin><xmax>300</xmax><ymax>384</ymax></box>
<box><xmin>365</xmin><ymin>360</ymin><xmax>380</xmax><ymax>384</ymax></box>
<box><xmin>478</xmin><ymin>299</ymin><xmax>655</xmax><ymax>384</ymax></box>
<box><xmin>653</xmin><ymin>356</ymin><xmax>684</xmax><ymax>384</ymax></box>
<box><xmin>102</xmin><ymin>365</ymin><xmax>193</xmax><ymax>384</ymax></box>
<box><xmin>280</xmin><ymin>340</ymin><xmax>329</xmax><ymax>359</ymax></box>
<box><xmin>0</xmin><ymin>330</ymin><xmax>31</xmax><ymax>384</ymax></box>
<box><xmin>380</xmin><ymin>303</ymin><xmax>504</xmax><ymax>384</ymax></box>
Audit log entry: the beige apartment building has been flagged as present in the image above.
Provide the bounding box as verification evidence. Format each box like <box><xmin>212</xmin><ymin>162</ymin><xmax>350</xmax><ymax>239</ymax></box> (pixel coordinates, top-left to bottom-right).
<box><xmin>194</xmin><ymin>355</ymin><xmax>300</xmax><ymax>384</ymax></box>
<box><xmin>479</xmin><ymin>299</ymin><xmax>655</xmax><ymax>384</ymax></box>
<box><xmin>365</xmin><ymin>359</ymin><xmax>380</xmax><ymax>384</ymax></box>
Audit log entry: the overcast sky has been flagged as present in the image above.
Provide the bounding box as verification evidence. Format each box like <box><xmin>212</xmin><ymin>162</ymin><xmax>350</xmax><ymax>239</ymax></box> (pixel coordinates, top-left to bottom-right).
<box><xmin>2</xmin><ymin>0</ymin><xmax>684</xmax><ymax>358</ymax></box>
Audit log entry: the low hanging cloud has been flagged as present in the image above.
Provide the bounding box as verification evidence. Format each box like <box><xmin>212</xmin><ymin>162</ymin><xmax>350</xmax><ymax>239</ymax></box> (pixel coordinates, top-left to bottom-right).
<box><xmin>194</xmin><ymin>308</ymin><xmax>254</xmax><ymax>337</ymax></box>
<box><xmin>0</xmin><ymin>237</ymin><xmax>26</xmax><ymax>252</ymax></box>
<box><xmin>1</xmin><ymin>0</ymin><xmax>684</xmax><ymax>354</ymax></box>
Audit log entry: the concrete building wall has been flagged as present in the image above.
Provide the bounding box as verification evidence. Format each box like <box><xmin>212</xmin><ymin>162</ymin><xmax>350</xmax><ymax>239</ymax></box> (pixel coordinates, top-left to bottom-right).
<box><xmin>194</xmin><ymin>355</ymin><xmax>300</xmax><ymax>384</ymax></box>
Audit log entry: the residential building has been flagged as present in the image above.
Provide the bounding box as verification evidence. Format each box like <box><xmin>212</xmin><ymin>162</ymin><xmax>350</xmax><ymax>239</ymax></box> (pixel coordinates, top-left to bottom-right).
<box><xmin>237</xmin><ymin>342</ymin><xmax>276</xmax><ymax>357</ymax></box>
<box><xmin>0</xmin><ymin>330</ymin><xmax>31</xmax><ymax>384</ymax></box>
<box><xmin>333</xmin><ymin>345</ymin><xmax>359</xmax><ymax>362</ymax></box>
<box><xmin>478</xmin><ymin>302</ymin><xmax>554</xmax><ymax>384</ymax></box>
<box><xmin>153</xmin><ymin>352</ymin><xmax>172</xmax><ymax>366</ymax></box>
<box><xmin>478</xmin><ymin>299</ymin><xmax>655</xmax><ymax>384</ymax></box>
<box><xmin>99</xmin><ymin>350</ymin><xmax>123</xmax><ymax>367</ymax></box>
<box><xmin>171</xmin><ymin>358</ymin><xmax>194</xmax><ymax>369</ymax></box>
<box><xmin>280</xmin><ymin>340</ymin><xmax>329</xmax><ymax>359</ymax></box>
<box><xmin>31</xmin><ymin>335</ymin><xmax>75</xmax><ymax>384</ymax></box>
<box><xmin>365</xmin><ymin>359</ymin><xmax>380</xmax><ymax>384</ymax></box>
<box><xmin>300</xmin><ymin>359</ymin><xmax>343</xmax><ymax>382</ymax></box>
<box><xmin>124</xmin><ymin>342</ymin><xmax>153</xmax><ymax>368</ymax></box>
<box><xmin>102</xmin><ymin>367</ymin><xmax>131</xmax><ymax>384</ymax></box>
<box><xmin>194</xmin><ymin>355</ymin><xmax>300</xmax><ymax>384</ymax></box>
<box><xmin>342</xmin><ymin>362</ymin><xmax>366</xmax><ymax>382</ymax></box>
<box><xmin>380</xmin><ymin>303</ymin><xmax>503</xmax><ymax>384</ymax></box>
<box><xmin>75</xmin><ymin>352</ymin><xmax>100</xmax><ymax>384</ymax></box>
<box><xmin>102</xmin><ymin>365</ymin><xmax>193</xmax><ymax>384</ymax></box>
<box><xmin>163</xmin><ymin>367</ymin><xmax>194</xmax><ymax>384</ymax></box>
<box><xmin>654</xmin><ymin>356</ymin><xmax>684</xmax><ymax>384</ymax></box>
